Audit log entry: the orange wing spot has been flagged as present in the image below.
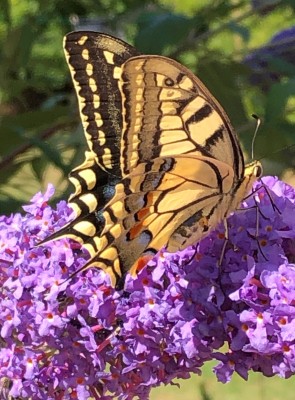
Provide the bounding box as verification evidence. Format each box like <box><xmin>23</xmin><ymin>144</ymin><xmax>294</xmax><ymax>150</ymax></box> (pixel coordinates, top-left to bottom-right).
<box><xmin>136</xmin><ymin>207</ymin><xmax>150</xmax><ymax>221</ymax></box>
<box><xmin>146</xmin><ymin>192</ymin><xmax>155</xmax><ymax>206</ymax></box>
<box><xmin>129</xmin><ymin>222</ymin><xmax>144</xmax><ymax>240</ymax></box>
<box><xmin>129</xmin><ymin>254</ymin><xmax>154</xmax><ymax>276</ymax></box>
<box><xmin>199</xmin><ymin>216</ymin><xmax>209</xmax><ymax>231</ymax></box>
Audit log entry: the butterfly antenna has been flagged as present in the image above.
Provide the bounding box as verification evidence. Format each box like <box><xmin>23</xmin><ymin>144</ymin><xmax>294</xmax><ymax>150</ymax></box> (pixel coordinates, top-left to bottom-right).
<box><xmin>257</xmin><ymin>140</ymin><xmax>295</xmax><ymax>163</ymax></box>
<box><xmin>251</xmin><ymin>114</ymin><xmax>261</xmax><ymax>160</ymax></box>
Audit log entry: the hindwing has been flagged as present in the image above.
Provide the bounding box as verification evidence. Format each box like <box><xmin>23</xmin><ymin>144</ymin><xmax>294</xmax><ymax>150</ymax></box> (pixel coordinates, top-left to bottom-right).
<box><xmin>78</xmin><ymin>156</ymin><xmax>260</xmax><ymax>287</ymax></box>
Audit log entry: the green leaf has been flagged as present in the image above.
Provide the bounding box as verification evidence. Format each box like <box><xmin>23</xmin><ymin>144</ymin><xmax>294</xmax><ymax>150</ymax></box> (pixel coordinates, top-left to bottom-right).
<box><xmin>135</xmin><ymin>12</ymin><xmax>194</xmax><ymax>54</ymax></box>
<box><xmin>268</xmin><ymin>57</ymin><xmax>295</xmax><ymax>76</ymax></box>
<box><xmin>265</xmin><ymin>79</ymin><xmax>295</xmax><ymax>123</ymax></box>
<box><xmin>0</xmin><ymin>105</ymin><xmax>70</xmax><ymax>157</ymax></box>
<box><xmin>29</xmin><ymin>138</ymin><xmax>67</xmax><ymax>171</ymax></box>
<box><xmin>228</xmin><ymin>21</ymin><xmax>250</xmax><ymax>42</ymax></box>
<box><xmin>0</xmin><ymin>0</ymin><xmax>11</xmax><ymax>27</ymax></box>
<box><xmin>1</xmin><ymin>22</ymin><xmax>36</xmax><ymax>73</ymax></box>
<box><xmin>0</xmin><ymin>198</ymin><xmax>24</xmax><ymax>214</ymax></box>
<box><xmin>31</xmin><ymin>156</ymin><xmax>48</xmax><ymax>181</ymax></box>
<box><xmin>0</xmin><ymin>163</ymin><xmax>21</xmax><ymax>186</ymax></box>
<box><xmin>196</xmin><ymin>57</ymin><xmax>248</xmax><ymax>127</ymax></box>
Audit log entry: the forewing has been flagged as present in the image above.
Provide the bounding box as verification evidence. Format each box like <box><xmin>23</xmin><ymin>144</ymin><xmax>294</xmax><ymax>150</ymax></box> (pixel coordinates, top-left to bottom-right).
<box><xmin>41</xmin><ymin>32</ymin><xmax>139</xmax><ymax>248</ymax></box>
<box><xmin>64</xmin><ymin>31</ymin><xmax>140</xmax><ymax>177</ymax></box>
<box><xmin>119</xmin><ymin>55</ymin><xmax>244</xmax><ymax>179</ymax></box>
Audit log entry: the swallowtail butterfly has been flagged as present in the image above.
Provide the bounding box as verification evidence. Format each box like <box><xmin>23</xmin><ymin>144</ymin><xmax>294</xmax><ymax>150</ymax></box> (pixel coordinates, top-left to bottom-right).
<box><xmin>44</xmin><ymin>31</ymin><xmax>262</xmax><ymax>288</ymax></box>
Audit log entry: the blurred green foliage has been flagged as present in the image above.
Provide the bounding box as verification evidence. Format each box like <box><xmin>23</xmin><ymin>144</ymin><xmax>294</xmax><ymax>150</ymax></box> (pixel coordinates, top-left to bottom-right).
<box><xmin>1</xmin><ymin>0</ymin><xmax>295</xmax><ymax>213</ymax></box>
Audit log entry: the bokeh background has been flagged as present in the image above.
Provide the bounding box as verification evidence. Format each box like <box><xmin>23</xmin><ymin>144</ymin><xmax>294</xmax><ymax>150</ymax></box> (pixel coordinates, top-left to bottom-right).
<box><xmin>1</xmin><ymin>0</ymin><xmax>295</xmax><ymax>398</ymax></box>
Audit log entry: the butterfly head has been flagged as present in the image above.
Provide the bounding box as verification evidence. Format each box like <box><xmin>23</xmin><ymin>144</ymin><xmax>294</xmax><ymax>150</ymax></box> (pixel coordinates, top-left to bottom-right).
<box><xmin>245</xmin><ymin>160</ymin><xmax>263</xmax><ymax>179</ymax></box>
<box><xmin>243</xmin><ymin>160</ymin><xmax>263</xmax><ymax>197</ymax></box>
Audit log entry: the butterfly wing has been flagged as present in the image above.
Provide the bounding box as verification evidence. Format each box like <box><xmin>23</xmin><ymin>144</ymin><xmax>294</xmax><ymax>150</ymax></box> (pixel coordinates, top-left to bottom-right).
<box><xmin>42</xmin><ymin>33</ymin><xmax>261</xmax><ymax>288</ymax></box>
<box><xmin>74</xmin><ymin>53</ymin><xmax>261</xmax><ymax>286</ymax></box>
<box><xmin>64</xmin><ymin>31</ymin><xmax>140</xmax><ymax>176</ymax></box>
<box><xmin>76</xmin><ymin>154</ymin><xmax>260</xmax><ymax>287</ymax></box>
<box><xmin>119</xmin><ymin>55</ymin><xmax>244</xmax><ymax>180</ymax></box>
<box><xmin>41</xmin><ymin>32</ymin><xmax>139</xmax><ymax>247</ymax></box>
<box><xmin>78</xmin><ymin>155</ymin><xmax>236</xmax><ymax>286</ymax></box>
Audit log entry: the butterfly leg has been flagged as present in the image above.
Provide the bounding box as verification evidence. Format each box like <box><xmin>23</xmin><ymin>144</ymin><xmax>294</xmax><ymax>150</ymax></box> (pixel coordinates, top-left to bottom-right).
<box><xmin>243</xmin><ymin>179</ymin><xmax>281</xmax><ymax>216</ymax></box>
<box><xmin>218</xmin><ymin>219</ymin><xmax>229</xmax><ymax>267</ymax></box>
<box><xmin>239</xmin><ymin>181</ymin><xmax>276</xmax><ymax>262</ymax></box>
<box><xmin>250</xmin><ymin>190</ymin><xmax>269</xmax><ymax>261</ymax></box>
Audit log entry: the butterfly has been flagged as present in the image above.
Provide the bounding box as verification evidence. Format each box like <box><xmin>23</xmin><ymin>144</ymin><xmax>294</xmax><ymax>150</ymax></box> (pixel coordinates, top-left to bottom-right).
<box><xmin>44</xmin><ymin>31</ymin><xmax>262</xmax><ymax>289</ymax></box>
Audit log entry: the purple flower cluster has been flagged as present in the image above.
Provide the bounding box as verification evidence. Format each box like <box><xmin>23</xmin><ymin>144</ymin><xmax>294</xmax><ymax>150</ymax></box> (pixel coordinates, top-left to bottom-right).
<box><xmin>1</xmin><ymin>176</ymin><xmax>295</xmax><ymax>399</ymax></box>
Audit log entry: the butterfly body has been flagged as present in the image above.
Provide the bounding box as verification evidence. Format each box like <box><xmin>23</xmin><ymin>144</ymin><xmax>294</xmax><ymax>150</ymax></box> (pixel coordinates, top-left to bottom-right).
<box><xmin>44</xmin><ymin>31</ymin><xmax>262</xmax><ymax>288</ymax></box>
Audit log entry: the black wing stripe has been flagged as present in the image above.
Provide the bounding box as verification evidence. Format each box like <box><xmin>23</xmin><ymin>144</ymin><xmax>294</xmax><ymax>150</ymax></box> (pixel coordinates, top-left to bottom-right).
<box><xmin>185</xmin><ymin>104</ymin><xmax>213</xmax><ymax>125</ymax></box>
